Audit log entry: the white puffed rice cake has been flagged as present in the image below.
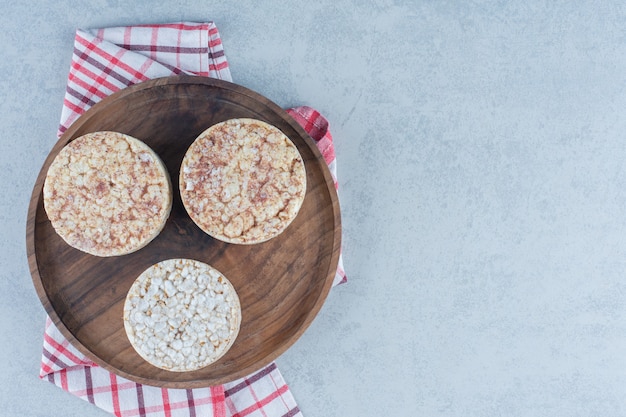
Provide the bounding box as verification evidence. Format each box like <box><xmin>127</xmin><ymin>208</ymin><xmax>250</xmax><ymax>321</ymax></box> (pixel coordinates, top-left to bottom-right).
<box><xmin>180</xmin><ymin>118</ymin><xmax>306</xmax><ymax>244</ymax></box>
<box><xmin>43</xmin><ymin>131</ymin><xmax>172</xmax><ymax>257</ymax></box>
<box><xmin>123</xmin><ymin>258</ymin><xmax>241</xmax><ymax>372</ymax></box>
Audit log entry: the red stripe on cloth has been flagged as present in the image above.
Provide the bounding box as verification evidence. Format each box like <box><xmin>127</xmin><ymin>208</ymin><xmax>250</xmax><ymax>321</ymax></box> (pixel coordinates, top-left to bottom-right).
<box><xmin>136</xmin><ymin>58</ymin><xmax>155</xmax><ymax>81</ymax></box>
<box><xmin>161</xmin><ymin>388</ymin><xmax>172</xmax><ymax>417</ymax></box>
<box><xmin>109</xmin><ymin>373</ymin><xmax>122</xmax><ymax>417</ymax></box>
<box><xmin>303</xmin><ymin>109</ymin><xmax>321</xmax><ymax>134</ymax></box>
<box><xmin>117</xmin><ymin>381</ymin><xmax>139</xmax><ymax>390</ymax></box>
<box><xmin>164</xmin><ymin>394</ymin><xmax>212</xmax><ymax>411</ymax></box>
<box><xmin>124</xmin><ymin>26</ymin><xmax>131</xmax><ymax>47</ymax></box>
<box><xmin>214</xmin><ymin>61</ymin><xmax>229</xmax><ymax>71</ymax></box>
<box><xmin>150</xmin><ymin>26</ymin><xmax>159</xmax><ymax>60</ymax></box>
<box><xmin>208</xmin><ymin>37</ymin><xmax>222</xmax><ymax>48</ymax></box>
<box><xmin>69</xmin><ymin>381</ymin><xmax>111</xmax><ymax>398</ymax></box>
<box><xmin>77</xmin><ymin>382</ymin><xmax>122</xmax><ymax>395</ymax></box>
<box><xmin>208</xmin><ymin>25</ymin><xmax>219</xmax><ymax>36</ymax></box>
<box><xmin>60</xmin><ymin>369</ymin><xmax>68</xmax><ymax>391</ymax></box>
<box><xmin>306</xmin><ymin>113</ymin><xmax>323</xmax><ymax>137</ymax></box>
<box><xmin>211</xmin><ymin>386</ymin><xmax>226</xmax><ymax>417</ymax></box>
<box><xmin>40</xmin><ymin>363</ymin><xmax>53</xmax><ymax>376</ymax></box>
<box><xmin>232</xmin><ymin>385</ymin><xmax>291</xmax><ymax>417</ymax></box>
<box><xmin>88</xmin><ymin>389</ymin><xmax>216</xmax><ymax>416</ymax></box>
<box><xmin>176</xmin><ymin>29</ymin><xmax>182</xmax><ymax>69</ymax></box>
<box><xmin>270</xmin><ymin>372</ymin><xmax>290</xmax><ymax>411</ymax></box>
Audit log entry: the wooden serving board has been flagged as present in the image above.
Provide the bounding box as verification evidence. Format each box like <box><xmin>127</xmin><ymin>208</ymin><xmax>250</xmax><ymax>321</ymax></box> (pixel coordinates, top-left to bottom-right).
<box><xmin>26</xmin><ymin>76</ymin><xmax>341</xmax><ymax>388</ymax></box>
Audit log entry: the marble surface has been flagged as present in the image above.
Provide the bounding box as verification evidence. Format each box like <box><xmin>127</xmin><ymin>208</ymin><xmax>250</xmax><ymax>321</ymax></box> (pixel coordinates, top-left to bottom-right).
<box><xmin>3</xmin><ymin>1</ymin><xmax>626</xmax><ymax>416</ymax></box>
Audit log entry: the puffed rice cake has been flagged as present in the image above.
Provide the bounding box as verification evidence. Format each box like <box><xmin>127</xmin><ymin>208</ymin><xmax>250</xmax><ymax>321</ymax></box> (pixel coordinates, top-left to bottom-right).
<box><xmin>123</xmin><ymin>258</ymin><xmax>241</xmax><ymax>372</ymax></box>
<box><xmin>43</xmin><ymin>131</ymin><xmax>172</xmax><ymax>257</ymax></box>
<box><xmin>180</xmin><ymin>118</ymin><xmax>306</xmax><ymax>244</ymax></box>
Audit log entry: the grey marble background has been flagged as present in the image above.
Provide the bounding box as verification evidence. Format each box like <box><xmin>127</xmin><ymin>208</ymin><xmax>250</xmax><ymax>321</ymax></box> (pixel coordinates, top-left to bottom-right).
<box><xmin>3</xmin><ymin>1</ymin><xmax>626</xmax><ymax>416</ymax></box>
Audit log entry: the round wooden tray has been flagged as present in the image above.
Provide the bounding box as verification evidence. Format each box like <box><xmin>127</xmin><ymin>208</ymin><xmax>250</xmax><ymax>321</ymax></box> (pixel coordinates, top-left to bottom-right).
<box><xmin>26</xmin><ymin>76</ymin><xmax>341</xmax><ymax>388</ymax></box>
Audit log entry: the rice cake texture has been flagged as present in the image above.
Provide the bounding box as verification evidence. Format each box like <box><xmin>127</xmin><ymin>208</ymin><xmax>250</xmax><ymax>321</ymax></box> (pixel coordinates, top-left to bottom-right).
<box><xmin>123</xmin><ymin>258</ymin><xmax>241</xmax><ymax>372</ymax></box>
<box><xmin>180</xmin><ymin>118</ymin><xmax>306</xmax><ymax>244</ymax></box>
<box><xmin>43</xmin><ymin>131</ymin><xmax>172</xmax><ymax>257</ymax></box>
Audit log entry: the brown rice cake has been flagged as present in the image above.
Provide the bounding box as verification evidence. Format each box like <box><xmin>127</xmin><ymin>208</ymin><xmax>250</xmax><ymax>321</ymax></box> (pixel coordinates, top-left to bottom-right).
<box><xmin>43</xmin><ymin>131</ymin><xmax>172</xmax><ymax>257</ymax></box>
<box><xmin>180</xmin><ymin>118</ymin><xmax>306</xmax><ymax>244</ymax></box>
<box><xmin>123</xmin><ymin>258</ymin><xmax>241</xmax><ymax>372</ymax></box>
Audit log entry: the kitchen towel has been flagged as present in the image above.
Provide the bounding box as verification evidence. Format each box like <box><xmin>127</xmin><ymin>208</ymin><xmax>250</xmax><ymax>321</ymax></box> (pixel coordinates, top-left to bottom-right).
<box><xmin>40</xmin><ymin>21</ymin><xmax>345</xmax><ymax>417</ymax></box>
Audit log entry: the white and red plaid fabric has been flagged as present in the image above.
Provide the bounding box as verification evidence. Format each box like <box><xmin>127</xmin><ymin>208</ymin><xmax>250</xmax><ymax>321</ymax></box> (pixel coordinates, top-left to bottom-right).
<box><xmin>40</xmin><ymin>21</ymin><xmax>345</xmax><ymax>417</ymax></box>
<box><xmin>59</xmin><ymin>22</ymin><xmax>230</xmax><ymax>137</ymax></box>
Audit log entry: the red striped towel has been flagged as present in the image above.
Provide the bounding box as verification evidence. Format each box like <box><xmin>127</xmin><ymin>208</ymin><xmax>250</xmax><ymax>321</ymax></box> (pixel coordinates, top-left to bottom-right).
<box><xmin>40</xmin><ymin>21</ymin><xmax>345</xmax><ymax>417</ymax></box>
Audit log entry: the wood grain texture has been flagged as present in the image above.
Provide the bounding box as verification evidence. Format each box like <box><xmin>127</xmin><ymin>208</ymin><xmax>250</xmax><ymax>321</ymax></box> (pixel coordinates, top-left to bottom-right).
<box><xmin>26</xmin><ymin>76</ymin><xmax>341</xmax><ymax>388</ymax></box>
